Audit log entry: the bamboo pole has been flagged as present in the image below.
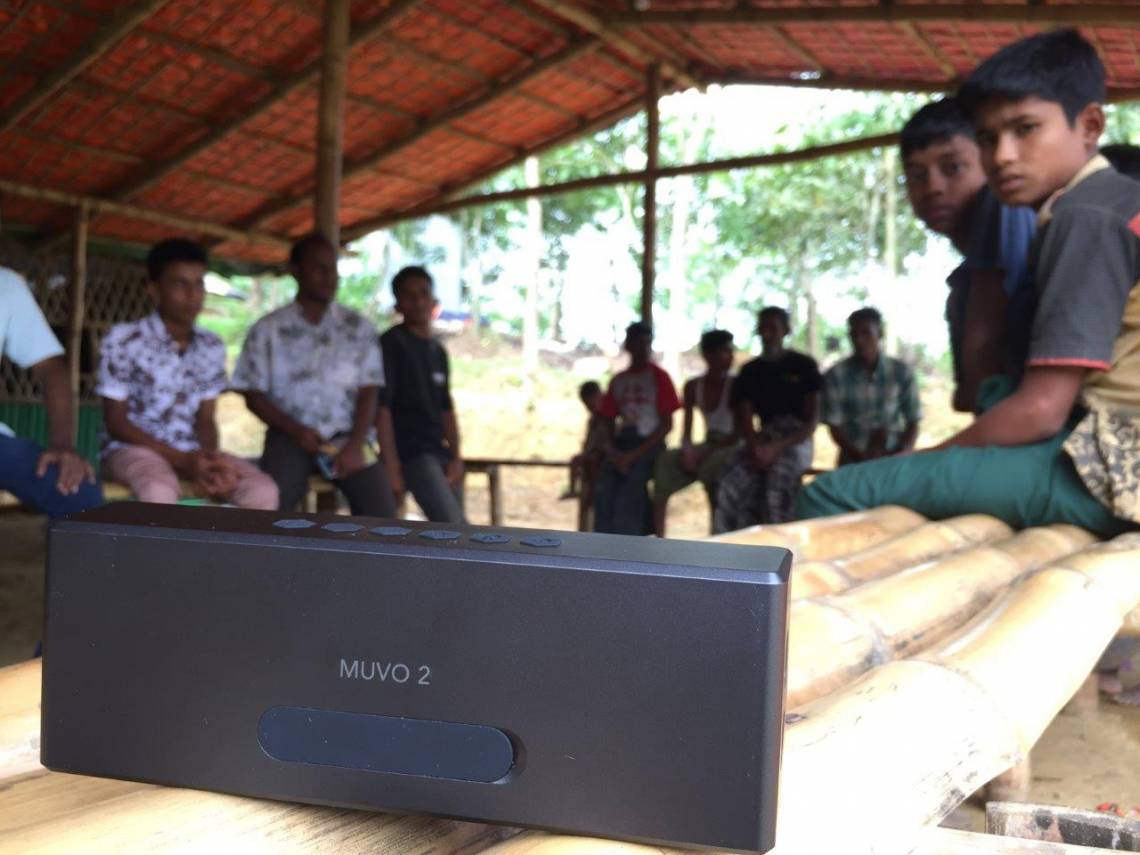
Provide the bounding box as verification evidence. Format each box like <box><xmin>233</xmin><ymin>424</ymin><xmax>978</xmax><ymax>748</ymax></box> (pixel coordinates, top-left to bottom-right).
<box><xmin>785</xmin><ymin>525</ymin><xmax>1095</xmax><ymax>708</ymax></box>
<box><xmin>0</xmin><ymin>0</ymin><xmax>170</xmax><ymax>135</ymax></box>
<box><xmin>5</xmin><ymin>535</ymin><xmax>1135</xmax><ymax>852</ymax></box>
<box><xmin>789</xmin><ymin>514</ymin><xmax>1012</xmax><ymax>599</ymax></box>
<box><xmin>483</xmin><ymin>534</ymin><xmax>1140</xmax><ymax>855</ymax></box>
<box><xmin>709</xmin><ymin>504</ymin><xmax>926</xmax><ymax>559</ymax></box>
<box><xmin>314</xmin><ymin>0</ymin><xmax>349</xmax><ymax>244</ymax></box>
<box><xmin>641</xmin><ymin>64</ymin><xmax>659</xmax><ymax>327</ymax></box>
<box><xmin>358</xmin><ymin>131</ymin><xmax>901</xmax><ymax>224</ymax></box>
<box><xmin>66</xmin><ymin>205</ymin><xmax>88</xmax><ymax>426</ymax></box>
<box><xmin>0</xmin><ymin>178</ymin><xmax>289</xmax><ymax>250</ymax></box>
<box><xmin>0</xmin><ymin>660</ymin><xmax>44</xmax><ymax>781</ymax></box>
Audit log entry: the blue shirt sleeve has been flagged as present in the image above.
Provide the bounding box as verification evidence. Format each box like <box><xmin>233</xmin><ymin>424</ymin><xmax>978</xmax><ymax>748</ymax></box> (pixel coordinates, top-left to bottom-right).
<box><xmin>964</xmin><ymin>188</ymin><xmax>1035</xmax><ymax>298</ymax></box>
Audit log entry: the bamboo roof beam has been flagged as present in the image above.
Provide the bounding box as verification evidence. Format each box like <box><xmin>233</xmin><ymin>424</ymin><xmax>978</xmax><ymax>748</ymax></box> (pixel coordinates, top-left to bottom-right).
<box><xmin>708</xmin><ymin>72</ymin><xmax>953</xmax><ymax>93</ymax></box>
<box><xmin>605</xmin><ymin>4</ymin><xmax>1140</xmax><ymax>26</ymax></box>
<box><xmin>341</xmin><ymin>92</ymin><xmax>645</xmax><ymax>240</ymax></box>
<box><xmin>519</xmin><ymin>0</ymin><xmax>701</xmax><ymax>91</ymax></box>
<box><xmin>898</xmin><ymin>21</ymin><xmax>959</xmax><ymax>80</ymax></box>
<box><xmin>239</xmin><ymin>37</ymin><xmax>600</xmax><ymax>230</ymax></box>
<box><xmin>0</xmin><ymin>178</ymin><xmax>289</xmax><ymax>250</ymax></box>
<box><xmin>346</xmin><ymin>128</ymin><xmax>902</xmax><ymax>226</ymax></box>
<box><xmin>0</xmin><ymin>0</ymin><xmax>170</xmax><ymax>135</ymax></box>
<box><xmin>96</xmin><ymin>0</ymin><xmax>424</xmax><ymax>205</ymax></box>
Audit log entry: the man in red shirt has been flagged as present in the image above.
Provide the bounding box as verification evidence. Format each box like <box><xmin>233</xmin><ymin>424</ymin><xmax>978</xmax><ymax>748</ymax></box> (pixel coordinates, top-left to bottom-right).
<box><xmin>594</xmin><ymin>322</ymin><xmax>681</xmax><ymax>535</ymax></box>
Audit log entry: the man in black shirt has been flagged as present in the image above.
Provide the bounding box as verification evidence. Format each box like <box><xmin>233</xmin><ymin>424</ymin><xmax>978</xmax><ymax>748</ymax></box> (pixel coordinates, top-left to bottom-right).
<box><xmin>377</xmin><ymin>266</ymin><xmax>465</xmax><ymax>524</ymax></box>
<box><xmin>714</xmin><ymin>307</ymin><xmax>820</xmax><ymax>531</ymax></box>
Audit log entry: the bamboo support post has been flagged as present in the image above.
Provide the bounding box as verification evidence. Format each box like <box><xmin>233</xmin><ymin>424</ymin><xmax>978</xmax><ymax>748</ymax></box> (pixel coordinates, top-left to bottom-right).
<box><xmin>314</xmin><ymin>0</ymin><xmax>349</xmax><ymax>243</ymax></box>
<box><xmin>785</xmin><ymin>525</ymin><xmax>1096</xmax><ymax>708</ymax></box>
<box><xmin>789</xmin><ymin>514</ymin><xmax>1012</xmax><ymax>599</ymax></box>
<box><xmin>641</xmin><ymin>64</ymin><xmax>658</xmax><ymax>327</ymax></box>
<box><xmin>709</xmin><ymin>504</ymin><xmax>926</xmax><ymax>559</ymax></box>
<box><xmin>66</xmin><ymin>205</ymin><xmax>88</xmax><ymax>426</ymax></box>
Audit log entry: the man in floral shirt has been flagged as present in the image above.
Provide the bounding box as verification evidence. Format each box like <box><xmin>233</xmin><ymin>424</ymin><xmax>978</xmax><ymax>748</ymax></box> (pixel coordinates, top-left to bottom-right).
<box><xmin>232</xmin><ymin>233</ymin><xmax>395</xmax><ymax>515</ymax></box>
<box><xmin>99</xmin><ymin>240</ymin><xmax>277</xmax><ymax>508</ymax></box>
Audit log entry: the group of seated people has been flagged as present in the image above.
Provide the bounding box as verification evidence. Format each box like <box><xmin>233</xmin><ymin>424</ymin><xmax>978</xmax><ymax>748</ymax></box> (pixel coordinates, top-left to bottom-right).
<box><xmin>576</xmin><ymin>304</ymin><xmax>920</xmax><ymax>537</ymax></box>
<box><xmin>4</xmin><ymin>29</ymin><xmax>1140</xmax><ymax>546</ymax></box>
<box><xmin>583</xmin><ymin>28</ymin><xmax>1140</xmax><ymax>542</ymax></box>
<box><xmin>0</xmin><ymin>234</ymin><xmax>467</xmax><ymax>525</ymax></box>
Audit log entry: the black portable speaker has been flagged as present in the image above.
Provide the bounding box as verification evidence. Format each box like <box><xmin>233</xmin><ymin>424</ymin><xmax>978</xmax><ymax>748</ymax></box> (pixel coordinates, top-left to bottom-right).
<box><xmin>41</xmin><ymin>503</ymin><xmax>790</xmax><ymax>852</ymax></box>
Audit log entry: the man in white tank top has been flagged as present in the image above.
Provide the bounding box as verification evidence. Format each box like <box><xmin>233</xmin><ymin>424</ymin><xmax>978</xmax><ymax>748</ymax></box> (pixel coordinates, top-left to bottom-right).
<box><xmin>652</xmin><ymin>330</ymin><xmax>739</xmax><ymax>537</ymax></box>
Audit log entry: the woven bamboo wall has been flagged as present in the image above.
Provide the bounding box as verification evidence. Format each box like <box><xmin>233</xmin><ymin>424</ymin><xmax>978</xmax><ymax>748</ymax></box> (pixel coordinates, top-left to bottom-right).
<box><xmin>0</xmin><ymin>238</ymin><xmax>149</xmax><ymax>402</ymax></box>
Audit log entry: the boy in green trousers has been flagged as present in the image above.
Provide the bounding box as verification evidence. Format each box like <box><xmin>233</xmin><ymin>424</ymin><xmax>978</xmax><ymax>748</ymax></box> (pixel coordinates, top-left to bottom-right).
<box><xmin>798</xmin><ymin>29</ymin><xmax>1140</xmax><ymax>538</ymax></box>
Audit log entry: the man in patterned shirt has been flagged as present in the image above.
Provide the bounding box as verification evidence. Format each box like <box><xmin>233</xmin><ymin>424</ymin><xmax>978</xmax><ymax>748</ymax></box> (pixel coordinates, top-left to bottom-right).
<box><xmin>821</xmin><ymin>308</ymin><xmax>921</xmax><ymax>467</ymax></box>
<box><xmin>233</xmin><ymin>233</ymin><xmax>395</xmax><ymax>515</ymax></box>
<box><xmin>99</xmin><ymin>239</ymin><xmax>277</xmax><ymax>508</ymax></box>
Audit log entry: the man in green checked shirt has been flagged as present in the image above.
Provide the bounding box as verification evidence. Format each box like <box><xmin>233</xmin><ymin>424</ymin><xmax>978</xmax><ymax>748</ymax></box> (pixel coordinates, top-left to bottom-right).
<box><xmin>821</xmin><ymin>307</ymin><xmax>921</xmax><ymax>468</ymax></box>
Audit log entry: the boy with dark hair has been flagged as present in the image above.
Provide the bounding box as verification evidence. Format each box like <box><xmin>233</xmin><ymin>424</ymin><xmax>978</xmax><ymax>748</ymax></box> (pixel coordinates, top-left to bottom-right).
<box><xmin>233</xmin><ymin>233</ymin><xmax>394</xmax><ymax>515</ymax></box>
<box><xmin>800</xmin><ymin>29</ymin><xmax>1140</xmax><ymax>538</ymax></box>
<box><xmin>0</xmin><ymin>270</ymin><xmax>99</xmax><ymax>516</ymax></box>
<box><xmin>100</xmin><ymin>239</ymin><xmax>277</xmax><ymax>508</ymax></box>
<box><xmin>822</xmin><ymin>308</ymin><xmax>921</xmax><ymax>466</ymax></box>
<box><xmin>378</xmin><ymin>265</ymin><xmax>465</xmax><ymax>524</ymax></box>
<box><xmin>901</xmin><ymin>96</ymin><xmax>1036</xmax><ymax>412</ymax></box>
<box><xmin>651</xmin><ymin>329</ymin><xmax>737</xmax><ymax>537</ymax></box>
<box><xmin>594</xmin><ymin>321</ymin><xmax>681</xmax><ymax>535</ymax></box>
<box><xmin>715</xmin><ymin>307</ymin><xmax>820</xmax><ymax>532</ymax></box>
<box><xmin>566</xmin><ymin>380</ymin><xmax>607</xmax><ymax>530</ymax></box>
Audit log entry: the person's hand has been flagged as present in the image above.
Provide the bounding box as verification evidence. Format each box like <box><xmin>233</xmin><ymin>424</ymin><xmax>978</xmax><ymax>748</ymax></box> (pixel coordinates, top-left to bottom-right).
<box><xmin>333</xmin><ymin>441</ymin><xmax>366</xmax><ymax>479</ymax></box>
<box><xmin>613</xmin><ymin>451</ymin><xmax>636</xmax><ymax>475</ymax></box>
<box><xmin>190</xmin><ymin>451</ymin><xmax>238</xmax><ymax>498</ymax></box>
<box><xmin>679</xmin><ymin>446</ymin><xmax>700</xmax><ymax>474</ymax></box>
<box><xmin>751</xmin><ymin>442</ymin><xmax>780</xmax><ymax>471</ymax></box>
<box><xmin>36</xmin><ymin>447</ymin><xmax>95</xmax><ymax>495</ymax></box>
<box><xmin>445</xmin><ymin>456</ymin><xmax>464</xmax><ymax>486</ymax></box>
<box><xmin>386</xmin><ymin>463</ymin><xmax>406</xmax><ymax>506</ymax></box>
<box><xmin>294</xmin><ymin>427</ymin><xmax>323</xmax><ymax>456</ymax></box>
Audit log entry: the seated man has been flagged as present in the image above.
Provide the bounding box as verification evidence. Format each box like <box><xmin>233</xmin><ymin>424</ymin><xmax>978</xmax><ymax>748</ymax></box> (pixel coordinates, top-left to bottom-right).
<box><xmin>233</xmin><ymin>233</ymin><xmax>394</xmax><ymax>516</ymax></box>
<box><xmin>901</xmin><ymin>96</ymin><xmax>1037</xmax><ymax>412</ymax></box>
<box><xmin>594</xmin><ymin>321</ymin><xmax>680</xmax><ymax>536</ymax></box>
<box><xmin>652</xmin><ymin>329</ymin><xmax>738</xmax><ymax>537</ymax></box>
<box><xmin>0</xmin><ymin>269</ymin><xmax>99</xmax><ymax>516</ymax></box>
<box><xmin>99</xmin><ymin>239</ymin><xmax>277</xmax><ymax>509</ymax></box>
<box><xmin>715</xmin><ymin>307</ymin><xmax>820</xmax><ymax>532</ymax></box>
<box><xmin>822</xmin><ymin>308</ymin><xmax>920</xmax><ymax>467</ymax></box>
<box><xmin>378</xmin><ymin>266</ymin><xmax>465</xmax><ymax>524</ymax></box>
<box><xmin>799</xmin><ymin>29</ymin><xmax>1140</xmax><ymax>539</ymax></box>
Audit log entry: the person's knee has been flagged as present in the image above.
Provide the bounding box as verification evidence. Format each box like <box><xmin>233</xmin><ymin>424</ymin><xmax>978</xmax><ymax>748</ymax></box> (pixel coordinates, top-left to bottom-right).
<box><xmin>135</xmin><ymin>477</ymin><xmax>181</xmax><ymax>504</ymax></box>
<box><xmin>244</xmin><ymin>473</ymin><xmax>279</xmax><ymax>511</ymax></box>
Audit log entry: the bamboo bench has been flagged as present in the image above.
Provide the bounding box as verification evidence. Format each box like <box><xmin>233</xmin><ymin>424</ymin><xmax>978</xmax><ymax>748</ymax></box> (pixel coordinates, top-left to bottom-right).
<box><xmin>3</xmin><ymin>506</ymin><xmax>1138</xmax><ymax>853</ymax></box>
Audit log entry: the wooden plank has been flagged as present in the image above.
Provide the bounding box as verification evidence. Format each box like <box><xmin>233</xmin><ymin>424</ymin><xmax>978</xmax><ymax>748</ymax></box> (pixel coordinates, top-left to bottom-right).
<box><xmin>0</xmin><ymin>0</ymin><xmax>170</xmax><ymax>134</ymax></box>
<box><xmin>987</xmin><ymin>802</ymin><xmax>1140</xmax><ymax>850</ymax></box>
<box><xmin>919</xmin><ymin>827</ymin><xmax>1119</xmax><ymax>854</ymax></box>
<box><xmin>314</xmin><ymin>0</ymin><xmax>349</xmax><ymax>243</ymax></box>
